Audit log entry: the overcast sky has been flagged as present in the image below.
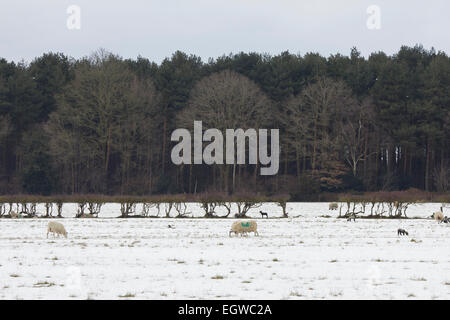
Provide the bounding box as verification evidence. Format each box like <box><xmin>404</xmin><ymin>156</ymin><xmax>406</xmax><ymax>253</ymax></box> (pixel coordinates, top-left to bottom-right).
<box><xmin>1</xmin><ymin>0</ymin><xmax>448</xmax><ymax>63</ymax></box>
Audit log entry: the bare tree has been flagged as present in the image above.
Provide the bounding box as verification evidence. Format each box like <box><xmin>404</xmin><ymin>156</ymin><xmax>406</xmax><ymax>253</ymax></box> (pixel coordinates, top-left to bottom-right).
<box><xmin>433</xmin><ymin>164</ymin><xmax>450</xmax><ymax>192</ymax></box>
<box><xmin>338</xmin><ymin>98</ymin><xmax>375</xmax><ymax>176</ymax></box>
<box><xmin>48</xmin><ymin>50</ymin><xmax>160</xmax><ymax>193</ymax></box>
<box><xmin>174</xmin><ymin>202</ymin><xmax>191</xmax><ymax>218</ymax></box>
<box><xmin>234</xmin><ymin>202</ymin><xmax>262</xmax><ymax>218</ymax></box>
<box><xmin>177</xmin><ymin>70</ymin><xmax>272</xmax><ymax>192</ymax></box>
<box><xmin>282</xmin><ymin>77</ymin><xmax>359</xmax><ymax>189</ymax></box>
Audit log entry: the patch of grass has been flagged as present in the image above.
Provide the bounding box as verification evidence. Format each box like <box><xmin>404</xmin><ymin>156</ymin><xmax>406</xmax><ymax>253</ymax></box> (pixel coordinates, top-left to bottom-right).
<box><xmin>410</xmin><ymin>277</ymin><xmax>427</xmax><ymax>281</ymax></box>
<box><xmin>330</xmin><ymin>291</ymin><xmax>343</xmax><ymax>297</ymax></box>
<box><xmin>118</xmin><ymin>293</ymin><xmax>135</xmax><ymax>298</ymax></box>
<box><xmin>272</xmin><ymin>258</ymin><xmax>279</xmax><ymax>262</ymax></box>
<box><xmin>329</xmin><ymin>259</ymin><xmax>338</xmax><ymax>263</ymax></box>
<box><xmin>290</xmin><ymin>291</ymin><xmax>304</xmax><ymax>297</ymax></box>
<box><xmin>211</xmin><ymin>275</ymin><xmax>224</xmax><ymax>280</ymax></box>
<box><xmin>177</xmin><ymin>260</ymin><xmax>186</xmax><ymax>264</ymax></box>
<box><xmin>9</xmin><ymin>274</ymin><xmax>20</xmax><ymax>278</ymax></box>
<box><xmin>241</xmin><ymin>280</ymin><xmax>252</xmax><ymax>284</ymax></box>
<box><xmin>33</xmin><ymin>281</ymin><xmax>55</xmax><ymax>288</ymax></box>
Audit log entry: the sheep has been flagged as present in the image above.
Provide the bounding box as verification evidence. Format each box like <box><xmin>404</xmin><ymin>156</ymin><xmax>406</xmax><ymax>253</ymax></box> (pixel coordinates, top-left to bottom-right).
<box><xmin>47</xmin><ymin>221</ymin><xmax>68</xmax><ymax>238</ymax></box>
<box><xmin>229</xmin><ymin>220</ymin><xmax>258</xmax><ymax>237</ymax></box>
<box><xmin>433</xmin><ymin>207</ymin><xmax>444</xmax><ymax>223</ymax></box>
<box><xmin>10</xmin><ymin>211</ymin><xmax>19</xmax><ymax>219</ymax></box>
<box><xmin>259</xmin><ymin>211</ymin><xmax>268</xmax><ymax>218</ymax></box>
<box><xmin>397</xmin><ymin>228</ymin><xmax>408</xmax><ymax>236</ymax></box>
<box><xmin>329</xmin><ymin>202</ymin><xmax>338</xmax><ymax>210</ymax></box>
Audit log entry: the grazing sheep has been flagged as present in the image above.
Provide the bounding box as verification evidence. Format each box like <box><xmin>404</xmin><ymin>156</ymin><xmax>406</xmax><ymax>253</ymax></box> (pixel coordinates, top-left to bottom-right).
<box><xmin>10</xmin><ymin>211</ymin><xmax>19</xmax><ymax>219</ymax></box>
<box><xmin>259</xmin><ymin>211</ymin><xmax>268</xmax><ymax>218</ymax></box>
<box><xmin>346</xmin><ymin>213</ymin><xmax>356</xmax><ymax>222</ymax></box>
<box><xmin>47</xmin><ymin>221</ymin><xmax>68</xmax><ymax>238</ymax></box>
<box><xmin>229</xmin><ymin>220</ymin><xmax>258</xmax><ymax>237</ymax></box>
<box><xmin>433</xmin><ymin>207</ymin><xmax>444</xmax><ymax>223</ymax></box>
<box><xmin>397</xmin><ymin>228</ymin><xmax>408</xmax><ymax>236</ymax></box>
<box><xmin>329</xmin><ymin>202</ymin><xmax>338</xmax><ymax>210</ymax></box>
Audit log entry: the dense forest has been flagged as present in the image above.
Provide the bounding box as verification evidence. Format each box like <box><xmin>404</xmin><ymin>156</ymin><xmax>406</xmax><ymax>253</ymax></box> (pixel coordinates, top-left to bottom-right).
<box><xmin>0</xmin><ymin>45</ymin><xmax>448</xmax><ymax>199</ymax></box>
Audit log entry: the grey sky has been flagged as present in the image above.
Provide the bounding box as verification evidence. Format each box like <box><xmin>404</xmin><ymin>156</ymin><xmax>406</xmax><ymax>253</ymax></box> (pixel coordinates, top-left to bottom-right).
<box><xmin>1</xmin><ymin>0</ymin><xmax>448</xmax><ymax>63</ymax></box>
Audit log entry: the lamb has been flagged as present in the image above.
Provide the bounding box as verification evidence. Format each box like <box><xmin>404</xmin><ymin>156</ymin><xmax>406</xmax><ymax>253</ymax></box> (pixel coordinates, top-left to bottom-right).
<box><xmin>47</xmin><ymin>221</ymin><xmax>68</xmax><ymax>238</ymax></box>
<box><xmin>229</xmin><ymin>220</ymin><xmax>259</xmax><ymax>237</ymax></box>
<box><xmin>433</xmin><ymin>207</ymin><xmax>444</xmax><ymax>223</ymax></box>
<box><xmin>329</xmin><ymin>202</ymin><xmax>338</xmax><ymax>210</ymax></box>
<box><xmin>259</xmin><ymin>211</ymin><xmax>268</xmax><ymax>218</ymax></box>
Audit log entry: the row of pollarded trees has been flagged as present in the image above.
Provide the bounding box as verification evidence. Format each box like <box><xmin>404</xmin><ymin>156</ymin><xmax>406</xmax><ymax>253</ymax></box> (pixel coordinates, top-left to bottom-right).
<box><xmin>0</xmin><ymin>193</ymin><xmax>290</xmax><ymax>218</ymax></box>
<box><xmin>0</xmin><ymin>201</ymin><xmax>286</xmax><ymax>219</ymax></box>
<box><xmin>0</xmin><ymin>201</ymin><xmax>64</xmax><ymax>218</ymax></box>
<box><xmin>336</xmin><ymin>189</ymin><xmax>450</xmax><ymax>219</ymax></box>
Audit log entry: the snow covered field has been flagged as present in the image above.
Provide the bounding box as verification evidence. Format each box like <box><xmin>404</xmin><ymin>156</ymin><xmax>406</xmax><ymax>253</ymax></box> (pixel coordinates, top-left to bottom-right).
<box><xmin>1</xmin><ymin>202</ymin><xmax>449</xmax><ymax>300</ymax></box>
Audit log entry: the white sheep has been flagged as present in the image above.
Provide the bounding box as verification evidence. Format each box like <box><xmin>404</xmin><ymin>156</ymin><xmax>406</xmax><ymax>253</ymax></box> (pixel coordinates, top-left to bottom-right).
<box><xmin>434</xmin><ymin>206</ymin><xmax>444</xmax><ymax>223</ymax></box>
<box><xmin>229</xmin><ymin>220</ymin><xmax>258</xmax><ymax>237</ymax></box>
<box><xmin>329</xmin><ymin>202</ymin><xmax>338</xmax><ymax>210</ymax></box>
<box><xmin>47</xmin><ymin>221</ymin><xmax>68</xmax><ymax>238</ymax></box>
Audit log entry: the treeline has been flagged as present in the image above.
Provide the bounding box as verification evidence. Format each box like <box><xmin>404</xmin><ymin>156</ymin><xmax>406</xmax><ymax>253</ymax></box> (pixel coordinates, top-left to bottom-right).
<box><xmin>0</xmin><ymin>45</ymin><xmax>448</xmax><ymax>199</ymax></box>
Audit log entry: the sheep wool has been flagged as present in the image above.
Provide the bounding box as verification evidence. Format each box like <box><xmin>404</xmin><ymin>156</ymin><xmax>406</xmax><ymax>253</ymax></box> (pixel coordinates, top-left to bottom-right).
<box><xmin>329</xmin><ymin>203</ymin><xmax>338</xmax><ymax>210</ymax></box>
<box><xmin>229</xmin><ymin>220</ymin><xmax>259</xmax><ymax>237</ymax></box>
<box><xmin>47</xmin><ymin>221</ymin><xmax>68</xmax><ymax>238</ymax></box>
<box><xmin>434</xmin><ymin>210</ymin><xmax>444</xmax><ymax>222</ymax></box>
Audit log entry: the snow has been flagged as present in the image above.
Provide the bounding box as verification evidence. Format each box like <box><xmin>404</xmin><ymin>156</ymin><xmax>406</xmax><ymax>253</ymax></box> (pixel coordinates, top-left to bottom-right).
<box><xmin>1</xmin><ymin>202</ymin><xmax>449</xmax><ymax>299</ymax></box>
